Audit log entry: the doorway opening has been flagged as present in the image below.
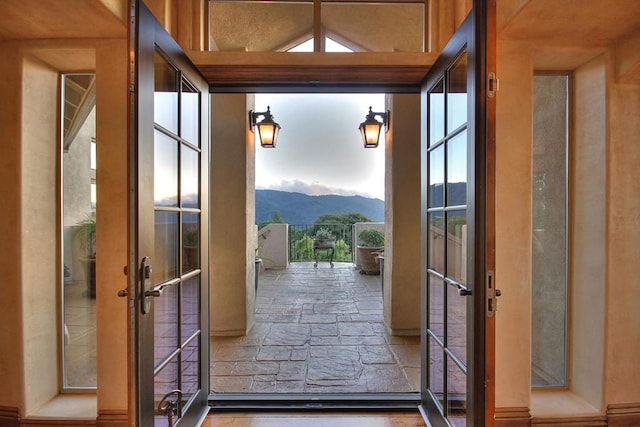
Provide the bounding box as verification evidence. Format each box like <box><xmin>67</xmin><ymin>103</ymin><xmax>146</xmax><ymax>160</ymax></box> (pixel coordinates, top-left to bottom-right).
<box><xmin>209</xmin><ymin>92</ymin><xmax>421</xmax><ymax>401</ymax></box>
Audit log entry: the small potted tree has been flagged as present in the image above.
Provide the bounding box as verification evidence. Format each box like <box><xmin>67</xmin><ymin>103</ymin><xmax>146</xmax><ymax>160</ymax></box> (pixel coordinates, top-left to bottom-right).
<box><xmin>357</xmin><ymin>229</ymin><xmax>384</xmax><ymax>274</ymax></box>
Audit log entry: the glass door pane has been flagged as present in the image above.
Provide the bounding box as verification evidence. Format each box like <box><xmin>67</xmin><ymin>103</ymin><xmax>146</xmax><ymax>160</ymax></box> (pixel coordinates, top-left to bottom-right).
<box><xmin>151</xmin><ymin>51</ymin><xmax>205</xmax><ymax>425</ymax></box>
<box><xmin>425</xmin><ymin>49</ymin><xmax>470</xmax><ymax>425</ymax></box>
<box><xmin>134</xmin><ymin>3</ymin><xmax>209</xmax><ymax>425</ymax></box>
<box><xmin>421</xmin><ymin>7</ymin><xmax>493</xmax><ymax>424</ymax></box>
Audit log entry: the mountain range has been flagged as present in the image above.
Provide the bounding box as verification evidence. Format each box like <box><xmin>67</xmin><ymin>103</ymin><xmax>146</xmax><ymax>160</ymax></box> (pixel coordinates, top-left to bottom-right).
<box><xmin>256</xmin><ymin>189</ymin><xmax>384</xmax><ymax>224</ymax></box>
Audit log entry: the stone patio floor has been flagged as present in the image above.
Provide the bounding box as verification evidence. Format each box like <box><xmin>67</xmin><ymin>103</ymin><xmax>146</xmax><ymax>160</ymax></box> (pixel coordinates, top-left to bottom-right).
<box><xmin>210</xmin><ymin>262</ymin><xmax>421</xmax><ymax>394</ymax></box>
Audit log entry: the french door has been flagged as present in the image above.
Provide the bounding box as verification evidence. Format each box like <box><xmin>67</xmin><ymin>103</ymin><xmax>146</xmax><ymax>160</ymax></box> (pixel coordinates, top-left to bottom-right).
<box><xmin>131</xmin><ymin>2</ymin><xmax>210</xmax><ymax>425</ymax></box>
<box><xmin>420</xmin><ymin>2</ymin><xmax>495</xmax><ymax>426</ymax></box>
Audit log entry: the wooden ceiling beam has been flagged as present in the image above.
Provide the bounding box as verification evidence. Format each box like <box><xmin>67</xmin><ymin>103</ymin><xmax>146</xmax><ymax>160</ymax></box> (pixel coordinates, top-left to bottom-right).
<box><xmin>188</xmin><ymin>51</ymin><xmax>438</xmax><ymax>87</ymax></box>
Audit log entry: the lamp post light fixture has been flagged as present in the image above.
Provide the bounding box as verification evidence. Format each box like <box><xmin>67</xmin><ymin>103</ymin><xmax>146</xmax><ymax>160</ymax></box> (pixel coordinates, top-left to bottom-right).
<box><xmin>358</xmin><ymin>106</ymin><xmax>389</xmax><ymax>148</ymax></box>
<box><xmin>249</xmin><ymin>106</ymin><xmax>281</xmax><ymax>148</ymax></box>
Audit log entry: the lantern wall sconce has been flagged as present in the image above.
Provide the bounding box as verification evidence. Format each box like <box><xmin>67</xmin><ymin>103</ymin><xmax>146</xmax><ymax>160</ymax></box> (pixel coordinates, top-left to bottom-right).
<box><xmin>249</xmin><ymin>106</ymin><xmax>281</xmax><ymax>148</ymax></box>
<box><xmin>359</xmin><ymin>106</ymin><xmax>390</xmax><ymax>148</ymax></box>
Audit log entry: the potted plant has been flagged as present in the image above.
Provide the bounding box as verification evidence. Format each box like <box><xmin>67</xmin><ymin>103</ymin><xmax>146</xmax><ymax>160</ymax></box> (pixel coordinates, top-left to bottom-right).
<box><xmin>313</xmin><ymin>227</ymin><xmax>335</xmax><ymax>248</ymax></box>
<box><xmin>74</xmin><ymin>213</ymin><xmax>96</xmax><ymax>297</ymax></box>
<box><xmin>357</xmin><ymin>229</ymin><xmax>384</xmax><ymax>274</ymax></box>
<box><xmin>183</xmin><ymin>226</ymin><xmax>199</xmax><ymax>270</ymax></box>
<box><xmin>313</xmin><ymin>227</ymin><xmax>335</xmax><ymax>267</ymax></box>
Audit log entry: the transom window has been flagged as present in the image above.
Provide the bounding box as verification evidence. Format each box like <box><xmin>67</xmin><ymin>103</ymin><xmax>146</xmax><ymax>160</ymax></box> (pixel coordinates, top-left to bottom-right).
<box><xmin>208</xmin><ymin>0</ymin><xmax>426</xmax><ymax>52</ymax></box>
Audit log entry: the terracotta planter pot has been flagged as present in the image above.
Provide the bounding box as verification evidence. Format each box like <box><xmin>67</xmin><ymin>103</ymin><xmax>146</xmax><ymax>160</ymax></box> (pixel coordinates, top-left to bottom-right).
<box><xmin>357</xmin><ymin>246</ymin><xmax>383</xmax><ymax>274</ymax></box>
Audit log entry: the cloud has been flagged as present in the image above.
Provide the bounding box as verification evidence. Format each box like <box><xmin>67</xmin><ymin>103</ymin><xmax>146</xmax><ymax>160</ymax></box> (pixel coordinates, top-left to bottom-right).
<box><xmin>257</xmin><ymin>179</ymin><xmax>379</xmax><ymax>199</ymax></box>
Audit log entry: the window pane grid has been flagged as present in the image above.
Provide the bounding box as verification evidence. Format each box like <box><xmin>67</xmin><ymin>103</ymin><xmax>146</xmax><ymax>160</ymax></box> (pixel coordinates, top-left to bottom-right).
<box><xmin>426</xmin><ymin>49</ymin><xmax>468</xmax><ymax>424</ymax></box>
<box><xmin>153</xmin><ymin>49</ymin><xmax>203</xmax><ymax>408</ymax></box>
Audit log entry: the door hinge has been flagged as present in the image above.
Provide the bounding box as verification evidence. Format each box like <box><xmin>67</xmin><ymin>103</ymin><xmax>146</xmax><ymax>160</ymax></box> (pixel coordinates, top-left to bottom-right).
<box><xmin>488</xmin><ymin>72</ymin><xmax>499</xmax><ymax>98</ymax></box>
<box><xmin>486</xmin><ymin>270</ymin><xmax>501</xmax><ymax>317</ymax></box>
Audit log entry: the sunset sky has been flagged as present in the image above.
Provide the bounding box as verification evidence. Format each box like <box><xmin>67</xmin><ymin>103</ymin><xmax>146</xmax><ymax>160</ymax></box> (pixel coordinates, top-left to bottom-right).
<box><xmin>254</xmin><ymin>92</ymin><xmax>386</xmax><ymax>200</ymax></box>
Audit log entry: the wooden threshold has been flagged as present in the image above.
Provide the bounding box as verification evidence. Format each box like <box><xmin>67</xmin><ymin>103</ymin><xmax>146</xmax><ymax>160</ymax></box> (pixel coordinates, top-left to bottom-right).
<box><xmin>188</xmin><ymin>51</ymin><xmax>438</xmax><ymax>91</ymax></box>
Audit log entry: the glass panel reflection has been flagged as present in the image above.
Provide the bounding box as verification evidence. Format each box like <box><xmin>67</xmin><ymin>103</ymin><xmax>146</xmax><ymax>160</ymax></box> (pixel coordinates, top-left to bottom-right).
<box><xmin>447</xmin><ymin>283</ymin><xmax>467</xmax><ymax>366</ymax></box>
<box><xmin>447</xmin><ymin>356</ymin><xmax>467</xmax><ymax>426</ymax></box>
<box><xmin>154</xmin><ymin>356</ymin><xmax>179</xmax><ymax>427</ymax></box>
<box><xmin>447</xmin><ymin>52</ymin><xmax>467</xmax><ymax>133</ymax></box>
<box><xmin>154</xmin><ymin>284</ymin><xmax>179</xmax><ymax>369</ymax></box>
<box><xmin>322</xmin><ymin>3</ymin><xmax>424</xmax><ymax>52</ymax></box>
<box><xmin>181</xmin><ymin>147</ymin><xmax>199</xmax><ymax>209</ymax></box>
<box><xmin>210</xmin><ymin>2</ymin><xmax>313</xmax><ymax>52</ymax></box>
<box><xmin>446</xmin><ymin>210</ymin><xmax>467</xmax><ymax>283</ymax></box>
<box><xmin>447</xmin><ymin>131</ymin><xmax>467</xmax><ymax>207</ymax></box>
<box><xmin>181</xmin><ymin>275</ymin><xmax>200</xmax><ymax>340</ymax></box>
<box><xmin>428</xmin><ymin>212</ymin><xmax>445</xmax><ymax>271</ymax></box>
<box><xmin>429</xmin><ymin>79</ymin><xmax>445</xmax><ymax>145</ymax></box>
<box><xmin>154</xmin><ymin>51</ymin><xmax>178</xmax><ymax>133</ymax></box>
<box><xmin>429</xmin><ymin>145</ymin><xmax>444</xmax><ymax>208</ymax></box>
<box><xmin>154</xmin><ymin>131</ymin><xmax>179</xmax><ymax>207</ymax></box>
<box><xmin>62</xmin><ymin>73</ymin><xmax>97</xmax><ymax>389</ymax></box>
<box><xmin>154</xmin><ymin>212</ymin><xmax>178</xmax><ymax>284</ymax></box>
<box><xmin>429</xmin><ymin>336</ymin><xmax>445</xmax><ymax>411</ymax></box>
<box><xmin>181</xmin><ymin>80</ymin><xmax>199</xmax><ymax>146</ymax></box>
<box><xmin>531</xmin><ymin>74</ymin><xmax>569</xmax><ymax>387</ymax></box>
<box><xmin>429</xmin><ymin>275</ymin><xmax>445</xmax><ymax>339</ymax></box>
<box><xmin>182</xmin><ymin>213</ymin><xmax>200</xmax><ymax>273</ymax></box>
<box><xmin>181</xmin><ymin>336</ymin><xmax>200</xmax><ymax>400</ymax></box>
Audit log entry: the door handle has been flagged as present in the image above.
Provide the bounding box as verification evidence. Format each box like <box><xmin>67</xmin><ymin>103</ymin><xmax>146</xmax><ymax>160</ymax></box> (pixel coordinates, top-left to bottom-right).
<box><xmin>455</xmin><ymin>282</ymin><xmax>472</xmax><ymax>296</ymax></box>
<box><xmin>158</xmin><ymin>389</ymin><xmax>182</xmax><ymax>427</ymax></box>
<box><xmin>140</xmin><ymin>256</ymin><xmax>153</xmax><ymax>315</ymax></box>
<box><xmin>145</xmin><ymin>278</ymin><xmax>179</xmax><ymax>299</ymax></box>
<box><xmin>487</xmin><ymin>270</ymin><xmax>501</xmax><ymax>317</ymax></box>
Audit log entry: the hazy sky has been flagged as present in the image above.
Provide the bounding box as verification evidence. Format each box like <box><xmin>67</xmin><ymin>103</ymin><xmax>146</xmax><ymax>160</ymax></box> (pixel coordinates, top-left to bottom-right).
<box><xmin>255</xmin><ymin>93</ymin><xmax>386</xmax><ymax>200</ymax></box>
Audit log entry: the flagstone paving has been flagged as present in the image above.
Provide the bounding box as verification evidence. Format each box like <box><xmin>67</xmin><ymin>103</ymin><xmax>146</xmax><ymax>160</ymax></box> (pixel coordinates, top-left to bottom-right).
<box><xmin>210</xmin><ymin>262</ymin><xmax>421</xmax><ymax>394</ymax></box>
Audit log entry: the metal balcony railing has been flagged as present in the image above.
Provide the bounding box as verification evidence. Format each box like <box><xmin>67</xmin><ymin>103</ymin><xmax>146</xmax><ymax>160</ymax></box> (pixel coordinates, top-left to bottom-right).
<box><xmin>288</xmin><ymin>223</ymin><xmax>354</xmax><ymax>263</ymax></box>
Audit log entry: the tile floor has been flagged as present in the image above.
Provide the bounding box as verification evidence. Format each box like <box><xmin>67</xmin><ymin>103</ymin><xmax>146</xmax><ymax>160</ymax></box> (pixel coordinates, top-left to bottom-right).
<box><xmin>210</xmin><ymin>262</ymin><xmax>421</xmax><ymax>394</ymax></box>
<box><xmin>63</xmin><ymin>279</ymin><xmax>97</xmax><ymax>388</ymax></box>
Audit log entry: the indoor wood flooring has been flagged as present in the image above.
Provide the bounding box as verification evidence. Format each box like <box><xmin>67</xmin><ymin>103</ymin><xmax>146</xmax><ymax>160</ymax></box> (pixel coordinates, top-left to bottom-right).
<box><xmin>203</xmin><ymin>411</ymin><xmax>427</xmax><ymax>426</ymax></box>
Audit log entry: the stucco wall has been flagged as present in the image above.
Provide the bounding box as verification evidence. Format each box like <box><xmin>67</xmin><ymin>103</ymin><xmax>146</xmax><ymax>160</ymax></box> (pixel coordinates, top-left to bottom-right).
<box><xmin>605</xmin><ymin>79</ymin><xmax>640</xmax><ymax>404</ymax></box>
<box><xmin>0</xmin><ymin>42</ymin><xmax>25</xmax><ymax>413</ymax></box>
<box><xmin>384</xmin><ymin>93</ymin><xmax>421</xmax><ymax>335</ymax></box>
<box><xmin>495</xmin><ymin>41</ymin><xmax>533</xmax><ymax>410</ymax></box>
<box><xmin>21</xmin><ymin>54</ymin><xmax>60</xmax><ymax>415</ymax></box>
<box><xmin>571</xmin><ymin>55</ymin><xmax>607</xmax><ymax>410</ymax></box>
<box><xmin>210</xmin><ymin>93</ymin><xmax>256</xmax><ymax>336</ymax></box>
<box><xmin>95</xmin><ymin>39</ymin><xmax>129</xmax><ymax>416</ymax></box>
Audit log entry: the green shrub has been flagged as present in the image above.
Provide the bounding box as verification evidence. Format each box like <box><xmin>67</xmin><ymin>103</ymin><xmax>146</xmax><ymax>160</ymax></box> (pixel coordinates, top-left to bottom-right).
<box><xmin>358</xmin><ymin>229</ymin><xmax>384</xmax><ymax>247</ymax></box>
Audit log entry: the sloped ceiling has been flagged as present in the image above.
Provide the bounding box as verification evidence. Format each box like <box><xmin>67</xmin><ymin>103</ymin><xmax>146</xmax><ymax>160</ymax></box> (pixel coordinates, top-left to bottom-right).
<box><xmin>499</xmin><ymin>0</ymin><xmax>640</xmax><ymax>47</ymax></box>
<box><xmin>0</xmin><ymin>0</ymin><xmax>125</xmax><ymax>41</ymax></box>
<box><xmin>209</xmin><ymin>1</ymin><xmax>425</xmax><ymax>52</ymax></box>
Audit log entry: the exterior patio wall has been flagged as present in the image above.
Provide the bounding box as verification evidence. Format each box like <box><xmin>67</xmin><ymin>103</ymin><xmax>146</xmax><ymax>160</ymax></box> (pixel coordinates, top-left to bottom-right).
<box><xmin>257</xmin><ymin>223</ymin><xmax>288</xmax><ymax>269</ymax></box>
